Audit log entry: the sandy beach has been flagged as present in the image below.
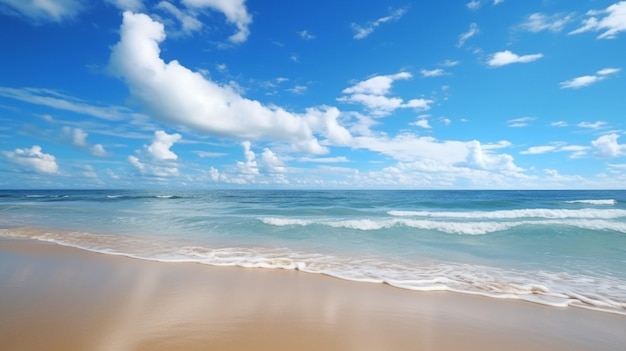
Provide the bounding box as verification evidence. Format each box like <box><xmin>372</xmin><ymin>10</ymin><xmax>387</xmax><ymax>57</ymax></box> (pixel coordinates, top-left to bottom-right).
<box><xmin>0</xmin><ymin>239</ymin><xmax>624</xmax><ymax>351</ymax></box>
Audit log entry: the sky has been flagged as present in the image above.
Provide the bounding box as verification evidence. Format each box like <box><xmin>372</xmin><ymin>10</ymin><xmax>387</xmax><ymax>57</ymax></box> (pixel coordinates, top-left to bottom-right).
<box><xmin>0</xmin><ymin>0</ymin><xmax>625</xmax><ymax>189</ymax></box>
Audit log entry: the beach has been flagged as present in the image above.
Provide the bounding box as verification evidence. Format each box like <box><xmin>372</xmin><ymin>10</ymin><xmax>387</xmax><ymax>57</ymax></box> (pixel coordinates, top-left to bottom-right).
<box><xmin>1</xmin><ymin>238</ymin><xmax>624</xmax><ymax>351</ymax></box>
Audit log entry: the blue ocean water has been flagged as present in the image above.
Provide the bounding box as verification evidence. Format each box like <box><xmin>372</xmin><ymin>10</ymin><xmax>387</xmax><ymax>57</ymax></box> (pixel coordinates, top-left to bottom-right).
<box><xmin>1</xmin><ymin>189</ymin><xmax>625</xmax><ymax>314</ymax></box>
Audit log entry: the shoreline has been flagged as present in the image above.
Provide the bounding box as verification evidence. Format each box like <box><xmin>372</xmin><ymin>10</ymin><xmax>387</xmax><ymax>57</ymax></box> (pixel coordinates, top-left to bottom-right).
<box><xmin>1</xmin><ymin>238</ymin><xmax>625</xmax><ymax>350</ymax></box>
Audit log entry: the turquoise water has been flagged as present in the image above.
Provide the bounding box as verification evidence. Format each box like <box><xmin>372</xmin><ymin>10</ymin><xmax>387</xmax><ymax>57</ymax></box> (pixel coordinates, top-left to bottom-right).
<box><xmin>1</xmin><ymin>189</ymin><xmax>625</xmax><ymax>314</ymax></box>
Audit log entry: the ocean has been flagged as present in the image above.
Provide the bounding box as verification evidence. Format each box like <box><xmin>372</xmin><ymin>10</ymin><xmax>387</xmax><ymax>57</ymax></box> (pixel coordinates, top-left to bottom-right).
<box><xmin>1</xmin><ymin>189</ymin><xmax>625</xmax><ymax>315</ymax></box>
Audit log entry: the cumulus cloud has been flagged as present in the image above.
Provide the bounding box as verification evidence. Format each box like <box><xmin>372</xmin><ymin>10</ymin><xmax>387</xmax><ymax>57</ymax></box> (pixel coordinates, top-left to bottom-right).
<box><xmin>128</xmin><ymin>130</ymin><xmax>181</xmax><ymax>177</ymax></box>
<box><xmin>0</xmin><ymin>0</ymin><xmax>83</xmax><ymax>23</ymax></box>
<box><xmin>351</xmin><ymin>7</ymin><xmax>406</xmax><ymax>39</ymax></box>
<box><xmin>338</xmin><ymin>72</ymin><xmax>432</xmax><ymax>117</ymax></box>
<box><xmin>147</xmin><ymin>130</ymin><xmax>181</xmax><ymax>160</ymax></box>
<box><xmin>109</xmin><ymin>12</ymin><xmax>347</xmax><ymax>155</ymax></box>
<box><xmin>411</xmin><ymin>118</ymin><xmax>431</xmax><ymax>129</ymax></box>
<box><xmin>237</xmin><ymin>141</ymin><xmax>258</xmax><ymax>175</ymax></box>
<box><xmin>592</xmin><ymin>134</ymin><xmax>626</xmax><ymax>157</ymax></box>
<box><xmin>91</xmin><ymin>144</ymin><xmax>108</xmax><ymax>157</ymax></box>
<box><xmin>62</xmin><ymin>126</ymin><xmax>88</xmax><ymax>147</ymax></box>
<box><xmin>3</xmin><ymin>145</ymin><xmax>59</xmax><ymax>174</ymax></box>
<box><xmin>457</xmin><ymin>23</ymin><xmax>479</xmax><ymax>47</ymax></box>
<box><xmin>569</xmin><ymin>1</ymin><xmax>626</xmax><ymax>39</ymax></box>
<box><xmin>460</xmin><ymin>140</ymin><xmax>521</xmax><ymax>173</ymax></box>
<box><xmin>519</xmin><ymin>13</ymin><xmax>573</xmax><ymax>33</ymax></box>
<box><xmin>182</xmin><ymin>0</ymin><xmax>252</xmax><ymax>43</ymax></box>
<box><xmin>61</xmin><ymin>126</ymin><xmax>109</xmax><ymax>156</ymax></box>
<box><xmin>261</xmin><ymin>148</ymin><xmax>286</xmax><ymax>173</ymax></box>
<box><xmin>560</xmin><ymin>68</ymin><xmax>620</xmax><ymax>89</ymax></box>
<box><xmin>487</xmin><ymin>50</ymin><xmax>543</xmax><ymax>67</ymax></box>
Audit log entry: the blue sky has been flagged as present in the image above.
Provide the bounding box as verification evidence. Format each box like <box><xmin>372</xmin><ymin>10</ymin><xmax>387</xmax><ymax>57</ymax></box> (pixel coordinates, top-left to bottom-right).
<box><xmin>0</xmin><ymin>0</ymin><xmax>625</xmax><ymax>189</ymax></box>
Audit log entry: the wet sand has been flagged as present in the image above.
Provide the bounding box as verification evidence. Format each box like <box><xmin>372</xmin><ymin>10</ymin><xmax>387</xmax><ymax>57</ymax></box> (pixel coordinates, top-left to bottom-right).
<box><xmin>0</xmin><ymin>239</ymin><xmax>624</xmax><ymax>351</ymax></box>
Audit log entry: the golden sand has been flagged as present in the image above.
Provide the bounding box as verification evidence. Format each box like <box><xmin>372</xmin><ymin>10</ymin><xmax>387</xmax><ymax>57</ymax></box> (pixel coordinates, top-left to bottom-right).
<box><xmin>0</xmin><ymin>239</ymin><xmax>624</xmax><ymax>351</ymax></box>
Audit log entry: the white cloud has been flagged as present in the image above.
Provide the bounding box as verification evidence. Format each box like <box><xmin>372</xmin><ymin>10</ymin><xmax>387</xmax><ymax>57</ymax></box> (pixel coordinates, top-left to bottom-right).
<box><xmin>0</xmin><ymin>87</ymin><xmax>129</xmax><ymax>121</ymax></box>
<box><xmin>105</xmin><ymin>0</ymin><xmax>143</xmax><ymax>11</ymax></box>
<box><xmin>578</xmin><ymin>121</ymin><xmax>607</xmax><ymax>129</ymax></box>
<box><xmin>147</xmin><ymin>130</ymin><xmax>181</xmax><ymax>160</ymax></box>
<box><xmin>298</xmin><ymin>30</ymin><xmax>315</xmax><ymax>40</ymax></box>
<box><xmin>411</xmin><ymin>118</ymin><xmax>431</xmax><ymax>129</ymax></box>
<box><xmin>0</xmin><ymin>0</ymin><xmax>83</xmax><ymax>23</ymax></box>
<box><xmin>592</xmin><ymin>134</ymin><xmax>626</xmax><ymax>157</ymax></box>
<box><xmin>466</xmin><ymin>1</ymin><xmax>481</xmax><ymax>10</ymax></box>
<box><xmin>62</xmin><ymin>126</ymin><xmax>88</xmax><ymax>147</ymax></box>
<box><xmin>487</xmin><ymin>50</ymin><xmax>543</xmax><ymax>67</ymax></box>
<box><xmin>299</xmin><ymin>156</ymin><xmax>349</xmax><ymax>163</ymax></box>
<box><xmin>91</xmin><ymin>144</ymin><xmax>108</xmax><ymax>157</ymax></box>
<box><xmin>182</xmin><ymin>0</ymin><xmax>252</xmax><ymax>43</ymax></box>
<box><xmin>520</xmin><ymin>13</ymin><xmax>573</xmax><ymax>33</ymax></box>
<box><xmin>128</xmin><ymin>130</ymin><xmax>181</xmax><ymax>177</ymax></box>
<box><xmin>570</xmin><ymin>1</ymin><xmax>626</xmax><ymax>39</ymax></box>
<box><xmin>420</xmin><ymin>68</ymin><xmax>448</xmax><ymax>77</ymax></box>
<box><xmin>457</xmin><ymin>23</ymin><xmax>479</xmax><ymax>47</ymax></box>
<box><xmin>520</xmin><ymin>146</ymin><xmax>557</xmax><ymax>155</ymax></box>
<box><xmin>61</xmin><ymin>126</ymin><xmax>110</xmax><ymax>156</ymax></box>
<box><xmin>261</xmin><ymin>148</ymin><xmax>285</xmax><ymax>173</ymax></box>
<box><xmin>109</xmin><ymin>12</ymin><xmax>346</xmax><ymax>155</ymax></box>
<box><xmin>342</xmin><ymin>72</ymin><xmax>411</xmax><ymax>95</ymax></box>
<box><xmin>156</xmin><ymin>1</ymin><xmax>203</xmax><ymax>34</ymax></box>
<box><xmin>193</xmin><ymin>150</ymin><xmax>227</xmax><ymax>158</ymax></box>
<box><xmin>351</xmin><ymin>7</ymin><xmax>406</xmax><ymax>39</ymax></box>
<box><xmin>551</xmin><ymin>121</ymin><xmax>568</xmax><ymax>127</ymax></box>
<box><xmin>3</xmin><ymin>145</ymin><xmax>59</xmax><ymax>174</ymax></box>
<box><xmin>440</xmin><ymin>59</ymin><xmax>460</xmax><ymax>67</ymax></box>
<box><xmin>460</xmin><ymin>140</ymin><xmax>521</xmax><ymax>173</ymax></box>
<box><xmin>128</xmin><ymin>154</ymin><xmax>179</xmax><ymax>177</ymax></box>
<box><xmin>338</xmin><ymin>72</ymin><xmax>432</xmax><ymax>117</ymax></box>
<box><xmin>560</xmin><ymin>145</ymin><xmax>589</xmax><ymax>158</ymax></box>
<box><xmin>507</xmin><ymin>116</ymin><xmax>534</xmax><ymax>127</ymax></box>
<box><xmin>287</xmin><ymin>85</ymin><xmax>307</xmax><ymax>94</ymax></box>
<box><xmin>560</xmin><ymin>68</ymin><xmax>620</xmax><ymax>89</ymax></box>
<box><xmin>236</xmin><ymin>141</ymin><xmax>259</xmax><ymax>178</ymax></box>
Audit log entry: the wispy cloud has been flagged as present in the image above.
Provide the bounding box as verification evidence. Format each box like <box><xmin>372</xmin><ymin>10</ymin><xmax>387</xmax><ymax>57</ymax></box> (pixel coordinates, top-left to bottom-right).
<box><xmin>507</xmin><ymin>116</ymin><xmax>535</xmax><ymax>127</ymax></box>
<box><xmin>577</xmin><ymin>121</ymin><xmax>607</xmax><ymax>129</ymax></box>
<box><xmin>519</xmin><ymin>12</ymin><xmax>574</xmax><ymax>33</ymax></box>
<box><xmin>351</xmin><ymin>7</ymin><xmax>407</xmax><ymax>39</ymax></box>
<box><xmin>0</xmin><ymin>0</ymin><xmax>84</xmax><ymax>23</ymax></box>
<box><xmin>466</xmin><ymin>0</ymin><xmax>504</xmax><ymax>11</ymax></box>
<box><xmin>156</xmin><ymin>1</ymin><xmax>202</xmax><ymax>35</ymax></box>
<box><xmin>0</xmin><ymin>87</ymin><xmax>130</xmax><ymax>121</ymax></box>
<box><xmin>420</xmin><ymin>68</ymin><xmax>449</xmax><ymax>77</ymax></box>
<box><xmin>487</xmin><ymin>50</ymin><xmax>543</xmax><ymax>67</ymax></box>
<box><xmin>298</xmin><ymin>30</ymin><xmax>316</xmax><ymax>40</ymax></box>
<box><xmin>457</xmin><ymin>23</ymin><xmax>479</xmax><ymax>47</ymax></box>
<box><xmin>569</xmin><ymin>1</ymin><xmax>626</xmax><ymax>39</ymax></box>
<box><xmin>560</xmin><ymin>68</ymin><xmax>620</xmax><ymax>89</ymax></box>
<box><xmin>550</xmin><ymin>121</ymin><xmax>568</xmax><ymax>127</ymax></box>
<box><xmin>520</xmin><ymin>146</ymin><xmax>556</xmax><ymax>155</ymax></box>
<box><xmin>182</xmin><ymin>0</ymin><xmax>253</xmax><ymax>43</ymax></box>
